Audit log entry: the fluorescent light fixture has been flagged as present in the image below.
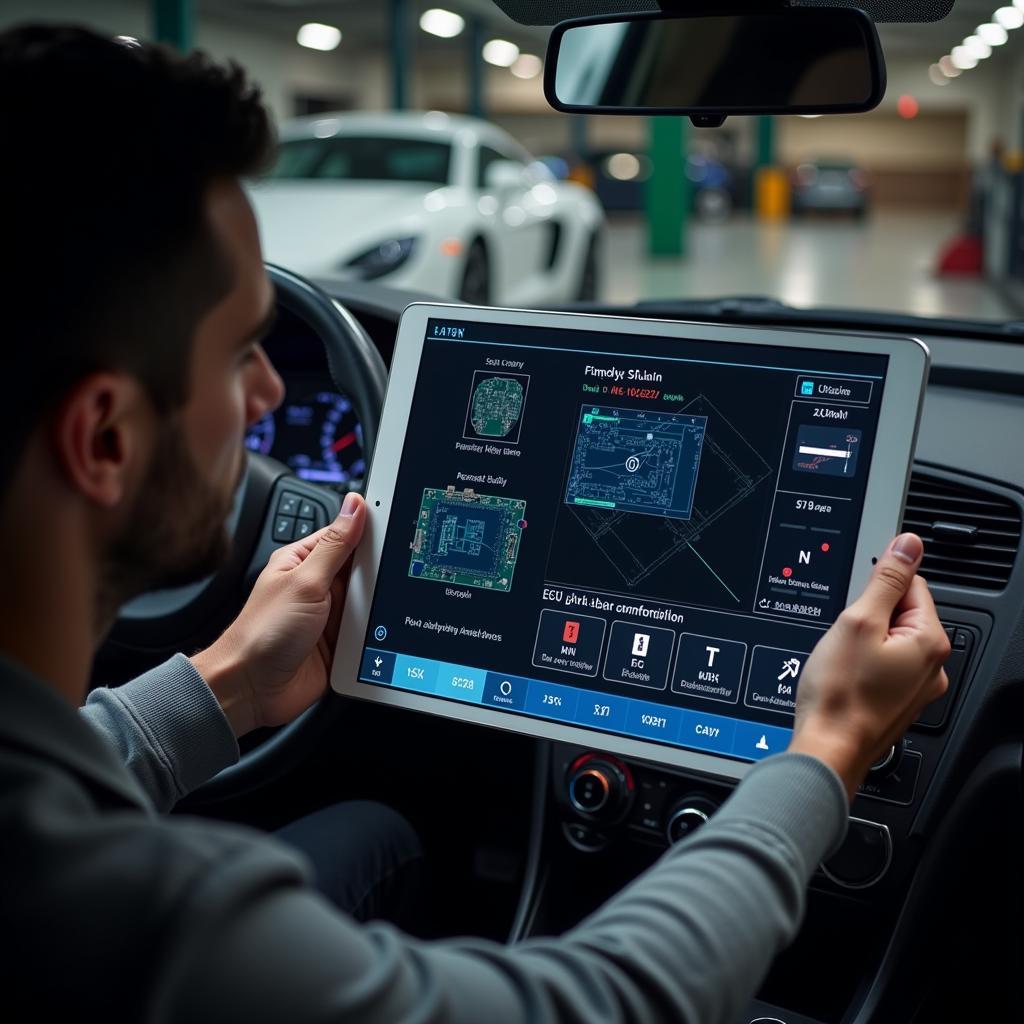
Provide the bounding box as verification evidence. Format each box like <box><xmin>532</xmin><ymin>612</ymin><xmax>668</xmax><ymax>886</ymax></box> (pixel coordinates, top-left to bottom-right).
<box><xmin>950</xmin><ymin>45</ymin><xmax>979</xmax><ymax>69</ymax></box>
<box><xmin>995</xmin><ymin>6</ymin><xmax>1024</xmax><ymax>28</ymax></box>
<box><xmin>297</xmin><ymin>23</ymin><xmax>342</xmax><ymax>51</ymax></box>
<box><xmin>977</xmin><ymin>22</ymin><xmax>1008</xmax><ymax>45</ymax></box>
<box><xmin>510</xmin><ymin>53</ymin><xmax>543</xmax><ymax>79</ymax></box>
<box><xmin>483</xmin><ymin>39</ymin><xmax>520</xmax><ymax>67</ymax></box>
<box><xmin>938</xmin><ymin>55</ymin><xmax>962</xmax><ymax>77</ymax></box>
<box><xmin>928</xmin><ymin>63</ymin><xmax>950</xmax><ymax>85</ymax></box>
<box><xmin>420</xmin><ymin>9</ymin><xmax>465</xmax><ymax>38</ymax></box>
<box><xmin>962</xmin><ymin>34</ymin><xmax>992</xmax><ymax>59</ymax></box>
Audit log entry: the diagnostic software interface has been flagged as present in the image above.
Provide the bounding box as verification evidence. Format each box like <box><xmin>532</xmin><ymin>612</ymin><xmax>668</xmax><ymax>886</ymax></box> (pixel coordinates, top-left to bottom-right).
<box><xmin>359</xmin><ymin>317</ymin><xmax>889</xmax><ymax>765</ymax></box>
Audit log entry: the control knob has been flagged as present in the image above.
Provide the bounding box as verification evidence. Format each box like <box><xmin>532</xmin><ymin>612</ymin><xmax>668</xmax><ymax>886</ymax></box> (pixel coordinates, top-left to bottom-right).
<box><xmin>666</xmin><ymin>795</ymin><xmax>718</xmax><ymax>845</ymax></box>
<box><xmin>868</xmin><ymin>738</ymin><xmax>906</xmax><ymax>777</ymax></box>
<box><xmin>566</xmin><ymin>754</ymin><xmax>633</xmax><ymax>822</ymax></box>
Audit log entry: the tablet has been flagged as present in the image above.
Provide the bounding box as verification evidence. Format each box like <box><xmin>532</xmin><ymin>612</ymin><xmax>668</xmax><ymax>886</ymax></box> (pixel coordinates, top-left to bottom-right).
<box><xmin>332</xmin><ymin>304</ymin><xmax>929</xmax><ymax>779</ymax></box>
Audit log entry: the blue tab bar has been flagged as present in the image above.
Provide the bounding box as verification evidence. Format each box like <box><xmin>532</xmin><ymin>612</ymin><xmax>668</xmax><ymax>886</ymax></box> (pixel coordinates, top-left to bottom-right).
<box><xmin>359</xmin><ymin>648</ymin><xmax>395</xmax><ymax>686</ymax></box>
<box><xmin>393</xmin><ymin>655</ymin><xmax>438</xmax><ymax>695</ymax></box>
<box><xmin>731</xmin><ymin>720</ymin><xmax>793</xmax><ymax>762</ymax></box>
<box><xmin>435</xmin><ymin>662</ymin><xmax>486</xmax><ymax>704</ymax></box>
<box><xmin>623</xmin><ymin>699</ymin><xmax>684</xmax><ymax>743</ymax></box>
<box><xmin>482</xmin><ymin>673</ymin><xmax>528</xmax><ymax>711</ymax></box>
<box><xmin>680</xmin><ymin>709</ymin><xmax>737</xmax><ymax>756</ymax></box>
<box><xmin>574</xmin><ymin>691</ymin><xmax>629</xmax><ymax>733</ymax></box>
<box><xmin>524</xmin><ymin>679</ymin><xmax>579</xmax><ymax>721</ymax></box>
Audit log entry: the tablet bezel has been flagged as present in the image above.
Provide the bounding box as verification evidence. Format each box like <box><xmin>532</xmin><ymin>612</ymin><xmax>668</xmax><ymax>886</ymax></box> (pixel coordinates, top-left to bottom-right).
<box><xmin>332</xmin><ymin>303</ymin><xmax>930</xmax><ymax>781</ymax></box>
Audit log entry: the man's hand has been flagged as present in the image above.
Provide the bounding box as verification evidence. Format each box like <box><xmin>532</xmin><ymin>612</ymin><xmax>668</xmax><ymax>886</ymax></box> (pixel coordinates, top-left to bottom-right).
<box><xmin>789</xmin><ymin>533</ymin><xmax>950</xmax><ymax>800</ymax></box>
<box><xmin>191</xmin><ymin>492</ymin><xmax>367</xmax><ymax>737</ymax></box>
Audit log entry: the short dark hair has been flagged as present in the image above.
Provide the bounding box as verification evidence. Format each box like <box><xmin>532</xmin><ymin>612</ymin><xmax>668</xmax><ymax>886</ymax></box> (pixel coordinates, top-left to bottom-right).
<box><xmin>0</xmin><ymin>24</ymin><xmax>275</xmax><ymax>489</ymax></box>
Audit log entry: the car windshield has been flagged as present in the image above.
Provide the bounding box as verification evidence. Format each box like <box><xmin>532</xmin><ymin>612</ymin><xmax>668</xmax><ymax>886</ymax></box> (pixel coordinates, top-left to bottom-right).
<box><xmin>271</xmin><ymin>136</ymin><xmax>452</xmax><ymax>185</ymax></box>
<box><xmin>142</xmin><ymin>1</ymin><xmax>1020</xmax><ymax>329</ymax></box>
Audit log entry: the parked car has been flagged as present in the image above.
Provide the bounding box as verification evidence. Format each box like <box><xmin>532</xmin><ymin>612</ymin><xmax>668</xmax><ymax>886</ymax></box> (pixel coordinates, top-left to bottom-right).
<box><xmin>791</xmin><ymin>159</ymin><xmax>870</xmax><ymax>218</ymax></box>
<box><xmin>247</xmin><ymin>111</ymin><xmax>605</xmax><ymax>304</ymax></box>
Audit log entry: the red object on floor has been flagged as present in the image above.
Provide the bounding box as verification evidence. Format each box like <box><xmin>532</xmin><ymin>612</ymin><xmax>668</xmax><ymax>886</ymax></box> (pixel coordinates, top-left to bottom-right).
<box><xmin>936</xmin><ymin>235</ymin><xmax>983</xmax><ymax>275</ymax></box>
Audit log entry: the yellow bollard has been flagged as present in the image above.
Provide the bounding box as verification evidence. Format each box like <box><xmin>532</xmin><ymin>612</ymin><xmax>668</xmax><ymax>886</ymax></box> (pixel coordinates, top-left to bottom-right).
<box><xmin>755</xmin><ymin>166</ymin><xmax>791</xmax><ymax>220</ymax></box>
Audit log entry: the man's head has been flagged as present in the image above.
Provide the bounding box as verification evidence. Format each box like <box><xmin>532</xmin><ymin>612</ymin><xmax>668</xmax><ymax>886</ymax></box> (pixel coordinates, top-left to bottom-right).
<box><xmin>0</xmin><ymin>25</ymin><xmax>285</xmax><ymax>621</ymax></box>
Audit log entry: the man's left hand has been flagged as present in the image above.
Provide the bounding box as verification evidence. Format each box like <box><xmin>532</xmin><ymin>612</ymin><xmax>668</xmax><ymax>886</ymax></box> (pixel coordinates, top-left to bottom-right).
<box><xmin>191</xmin><ymin>492</ymin><xmax>367</xmax><ymax>737</ymax></box>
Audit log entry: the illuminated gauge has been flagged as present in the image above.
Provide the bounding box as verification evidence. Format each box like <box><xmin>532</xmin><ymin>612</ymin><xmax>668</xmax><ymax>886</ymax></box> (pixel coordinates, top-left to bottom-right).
<box><xmin>284</xmin><ymin>392</ymin><xmax>365</xmax><ymax>487</ymax></box>
<box><xmin>244</xmin><ymin>412</ymin><xmax>276</xmax><ymax>455</ymax></box>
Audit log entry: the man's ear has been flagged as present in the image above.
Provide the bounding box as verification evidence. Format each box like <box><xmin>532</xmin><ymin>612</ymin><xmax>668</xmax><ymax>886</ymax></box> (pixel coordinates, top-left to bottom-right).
<box><xmin>50</xmin><ymin>372</ymin><xmax>152</xmax><ymax>509</ymax></box>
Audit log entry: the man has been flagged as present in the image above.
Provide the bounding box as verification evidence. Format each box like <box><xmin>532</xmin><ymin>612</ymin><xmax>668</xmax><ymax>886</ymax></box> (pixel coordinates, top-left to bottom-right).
<box><xmin>0</xmin><ymin>25</ymin><xmax>950</xmax><ymax>1024</ymax></box>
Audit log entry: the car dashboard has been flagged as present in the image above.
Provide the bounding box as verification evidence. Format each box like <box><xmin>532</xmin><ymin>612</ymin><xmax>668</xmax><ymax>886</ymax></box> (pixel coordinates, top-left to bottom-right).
<box><xmin>248</xmin><ymin>278</ymin><xmax>1024</xmax><ymax>1023</ymax></box>
<box><xmin>247</xmin><ymin>305</ymin><xmax>368</xmax><ymax>492</ymax></box>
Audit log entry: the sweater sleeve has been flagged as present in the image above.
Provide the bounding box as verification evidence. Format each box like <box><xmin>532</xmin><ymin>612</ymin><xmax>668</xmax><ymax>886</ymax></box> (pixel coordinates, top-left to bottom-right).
<box><xmin>158</xmin><ymin>752</ymin><xmax>847</xmax><ymax>1024</ymax></box>
<box><xmin>80</xmin><ymin>654</ymin><xmax>239</xmax><ymax>812</ymax></box>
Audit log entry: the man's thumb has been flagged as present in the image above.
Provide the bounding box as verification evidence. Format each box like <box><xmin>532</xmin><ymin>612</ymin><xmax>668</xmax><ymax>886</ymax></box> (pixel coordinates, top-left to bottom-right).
<box><xmin>854</xmin><ymin>532</ymin><xmax>924</xmax><ymax>621</ymax></box>
<box><xmin>294</xmin><ymin>494</ymin><xmax>366</xmax><ymax>592</ymax></box>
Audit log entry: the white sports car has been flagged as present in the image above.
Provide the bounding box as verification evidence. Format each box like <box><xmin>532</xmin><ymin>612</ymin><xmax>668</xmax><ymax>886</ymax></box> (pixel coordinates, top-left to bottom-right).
<box><xmin>247</xmin><ymin>111</ymin><xmax>605</xmax><ymax>305</ymax></box>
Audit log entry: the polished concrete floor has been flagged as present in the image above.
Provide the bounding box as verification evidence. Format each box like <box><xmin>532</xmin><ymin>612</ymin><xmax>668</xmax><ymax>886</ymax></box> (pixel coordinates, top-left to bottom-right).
<box><xmin>600</xmin><ymin>209</ymin><xmax>1015</xmax><ymax>321</ymax></box>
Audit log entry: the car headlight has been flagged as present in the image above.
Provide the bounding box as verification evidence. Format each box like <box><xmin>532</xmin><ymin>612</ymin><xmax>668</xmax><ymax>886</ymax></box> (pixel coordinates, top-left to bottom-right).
<box><xmin>343</xmin><ymin>237</ymin><xmax>418</xmax><ymax>279</ymax></box>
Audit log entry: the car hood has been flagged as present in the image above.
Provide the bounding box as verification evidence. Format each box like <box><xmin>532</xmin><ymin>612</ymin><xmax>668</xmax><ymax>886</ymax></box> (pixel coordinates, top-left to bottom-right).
<box><xmin>246</xmin><ymin>180</ymin><xmax>438</xmax><ymax>274</ymax></box>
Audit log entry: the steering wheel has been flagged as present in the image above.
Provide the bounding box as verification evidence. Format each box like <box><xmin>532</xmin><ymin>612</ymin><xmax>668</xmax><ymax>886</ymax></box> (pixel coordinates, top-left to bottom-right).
<box><xmin>100</xmin><ymin>264</ymin><xmax>388</xmax><ymax>803</ymax></box>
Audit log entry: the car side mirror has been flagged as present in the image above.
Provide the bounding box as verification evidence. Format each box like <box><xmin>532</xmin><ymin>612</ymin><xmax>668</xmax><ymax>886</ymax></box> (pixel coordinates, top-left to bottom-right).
<box><xmin>484</xmin><ymin>160</ymin><xmax>529</xmax><ymax>190</ymax></box>
<box><xmin>544</xmin><ymin>6</ymin><xmax>886</xmax><ymax>126</ymax></box>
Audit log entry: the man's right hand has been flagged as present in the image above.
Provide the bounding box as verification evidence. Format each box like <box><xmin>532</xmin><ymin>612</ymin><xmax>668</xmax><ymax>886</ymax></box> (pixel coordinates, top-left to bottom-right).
<box><xmin>789</xmin><ymin>533</ymin><xmax>950</xmax><ymax>800</ymax></box>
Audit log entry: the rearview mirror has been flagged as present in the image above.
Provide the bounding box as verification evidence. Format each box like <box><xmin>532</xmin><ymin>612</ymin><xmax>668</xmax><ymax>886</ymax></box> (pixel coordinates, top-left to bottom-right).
<box><xmin>544</xmin><ymin>8</ymin><xmax>886</xmax><ymax>126</ymax></box>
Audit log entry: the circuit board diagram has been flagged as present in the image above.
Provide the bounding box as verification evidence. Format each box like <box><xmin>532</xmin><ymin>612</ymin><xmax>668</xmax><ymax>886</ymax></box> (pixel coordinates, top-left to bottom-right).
<box><xmin>464</xmin><ymin>372</ymin><xmax>530</xmax><ymax>443</ymax></box>
<box><xmin>410</xmin><ymin>486</ymin><xmax>526</xmax><ymax>591</ymax></box>
<box><xmin>565</xmin><ymin>406</ymin><xmax>707</xmax><ymax>519</ymax></box>
<box><xmin>550</xmin><ymin>395</ymin><xmax>774</xmax><ymax>597</ymax></box>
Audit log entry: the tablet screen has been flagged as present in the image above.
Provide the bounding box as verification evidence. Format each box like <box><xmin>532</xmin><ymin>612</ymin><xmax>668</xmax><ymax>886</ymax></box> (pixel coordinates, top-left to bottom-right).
<box><xmin>356</xmin><ymin>316</ymin><xmax>889</xmax><ymax>765</ymax></box>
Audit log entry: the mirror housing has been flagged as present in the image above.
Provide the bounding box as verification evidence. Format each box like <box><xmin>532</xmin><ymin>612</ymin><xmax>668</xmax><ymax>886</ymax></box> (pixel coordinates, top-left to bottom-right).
<box><xmin>484</xmin><ymin>159</ymin><xmax>529</xmax><ymax>190</ymax></box>
<box><xmin>544</xmin><ymin>7</ymin><xmax>886</xmax><ymax>125</ymax></box>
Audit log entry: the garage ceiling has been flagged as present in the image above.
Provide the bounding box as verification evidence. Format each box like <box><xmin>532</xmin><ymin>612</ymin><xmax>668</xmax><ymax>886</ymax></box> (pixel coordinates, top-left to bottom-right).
<box><xmin>194</xmin><ymin>0</ymin><xmax>1023</xmax><ymax>66</ymax></box>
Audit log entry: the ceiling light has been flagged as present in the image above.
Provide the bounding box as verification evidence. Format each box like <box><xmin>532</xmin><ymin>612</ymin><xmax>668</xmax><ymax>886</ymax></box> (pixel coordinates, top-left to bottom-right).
<box><xmin>977</xmin><ymin>22</ymin><xmax>1008</xmax><ymax>45</ymax></box>
<box><xmin>483</xmin><ymin>39</ymin><xmax>520</xmax><ymax>67</ymax></box>
<box><xmin>297</xmin><ymin>23</ymin><xmax>342</xmax><ymax>51</ymax></box>
<box><xmin>510</xmin><ymin>53</ymin><xmax>543</xmax><ymax>79</ymax></box>
<box><xmin>995</xmin><ymin>6</ymin><xmax>1024</xmax><ymax>28</ymax></box>
<box><xmin>950</xmin><ymin>46</ymin><xmax>979</xmax><ymax>70</ymax></box>
<box><xmin>607</xmin><ymin>153</ymin><xmax>641</xmax><ymax>181</ymax></box>
<box><xmin>420</xmin><ymin>9</ymin><xmax>465</xmax><ymax>38</ymax></box>
<box><xmin>1015</xmin><ymin>0</ymin><xmax>1024</xmax><ymax>11</ymax></box>
<box><xmin>928</xmin><ymin>63</ymin><xmax>951</xmax><ymax>85</ymax></box>
<box><xmin>938</xmin><ymin>55</ymin><xmax>962</xmax><ymax>77</ymax></box>
<box><xmin>962</xmin><ymin>34</ymin><xmax>992</xmax><ymax>59</ymax></box>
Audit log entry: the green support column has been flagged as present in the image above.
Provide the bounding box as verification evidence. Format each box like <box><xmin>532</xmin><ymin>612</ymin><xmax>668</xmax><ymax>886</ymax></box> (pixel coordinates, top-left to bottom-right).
<box><xmin>570</xmin><ymin>115</ymin><xmax>588</xmax><ymax>163</ymax></box>
<box><xmin>646</xmin><ymin>116</ymin><xmax>689</xmax><ymax>257</ymax></box>
<box><xmin>756</xmin><ymin>115</ymin><xmax>775</xmax><ymax>169</ymax></box>
<box><xmin>152</xmin><ymin>0</ymin><xmax>193</xmax><ymax>50</ymax></box>
<box><xmin>390</xmin><ymin>0</ymin><xmax>410</xmax><ymax>111</ymax></box>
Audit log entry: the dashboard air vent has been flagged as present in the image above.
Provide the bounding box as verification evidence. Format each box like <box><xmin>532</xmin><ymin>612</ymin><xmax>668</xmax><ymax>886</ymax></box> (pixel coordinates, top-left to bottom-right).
<box><xmin>901</xmin><ymin>473</ymin><xmax>1021</xmax><ymax>592</ymax></box>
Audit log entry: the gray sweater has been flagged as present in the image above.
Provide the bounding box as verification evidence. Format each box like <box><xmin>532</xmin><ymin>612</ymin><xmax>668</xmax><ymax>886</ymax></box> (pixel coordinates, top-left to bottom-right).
<box><xmin>0</xmin><ymin>652</ymin><xmax>848</xmax><ymax>1022</ymax></box>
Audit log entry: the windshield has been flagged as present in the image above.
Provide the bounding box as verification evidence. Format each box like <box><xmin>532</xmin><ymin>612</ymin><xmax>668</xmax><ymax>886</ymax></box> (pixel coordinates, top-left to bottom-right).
<box><xmin>271</xmin><ymin>137</ymin><xmax>453</xmax><ymax>185</ymax></box>
<box><xmin>154</xmin><ymin>1</ymin><xmax>1020</xmax><ymax>328</ymax></box>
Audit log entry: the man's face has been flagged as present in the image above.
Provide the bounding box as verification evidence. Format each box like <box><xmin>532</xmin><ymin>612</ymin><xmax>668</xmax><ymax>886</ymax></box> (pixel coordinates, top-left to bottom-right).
<box><xmin>101</xmin><ymin>181</ymin><xmax>284</xmax><ymax>604</ymax></box>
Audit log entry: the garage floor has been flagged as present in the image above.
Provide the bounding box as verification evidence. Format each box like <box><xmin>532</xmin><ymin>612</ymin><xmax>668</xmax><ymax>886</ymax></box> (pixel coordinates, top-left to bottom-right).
<box><xmin>601</xmin><ymin>209</ymin><xmax>1015</xmax><ymax>321</ymax></box>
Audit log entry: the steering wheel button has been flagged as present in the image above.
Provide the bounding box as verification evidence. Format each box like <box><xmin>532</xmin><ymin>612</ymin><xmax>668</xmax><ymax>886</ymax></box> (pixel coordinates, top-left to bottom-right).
<box><xmin>277</xmin><ymin>493</ymin><xmax>300</xmax><ymax>516</ymax></box>
<box><xmin>298</xmin><ymin>500</ymin><xmax>317</xmax><ymax>520</ymax></box>
<box><xmin>273</xmin><ymin>516</ymin><xmax>296</xmax><ymax>542</ymax></box>
<box><xmin>295</xmin><ymin>519</ymin><xmax>315</xmax><ymax>539</ymax></box>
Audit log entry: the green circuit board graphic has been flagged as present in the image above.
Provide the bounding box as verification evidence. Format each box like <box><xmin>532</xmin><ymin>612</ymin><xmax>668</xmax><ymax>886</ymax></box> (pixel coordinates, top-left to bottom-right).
<box><xmin>409</xmin><ymin>486</ymin><xmax>526</xmax><ymax>591</ymax></box>
<box><xmin>470</xmin><ymin>376</ymin><xmax>525</xmax><ymax>438</ymax></box>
